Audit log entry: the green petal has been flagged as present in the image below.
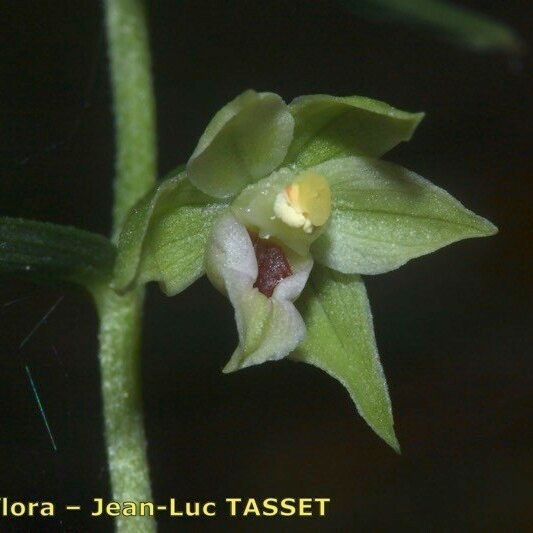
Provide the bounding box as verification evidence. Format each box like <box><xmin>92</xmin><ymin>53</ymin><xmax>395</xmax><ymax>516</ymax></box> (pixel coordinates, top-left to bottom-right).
<box><xmin>187</xmin><ymin>90</ymin><xmax>295</xmax><ymax>199</ymax></box>
<box><xmin>311</xmin><ymin>157</ymin><xmax>497</xmax><ymax>274</ymax></box>
<box><xmin>113</xmin><ymin>172</ymin><xmax>228</xmax><ymax>295</ymax></box>
<box><xmin>285</xmin><ymin>94</ymin><xmax>424</xmax><ymax>168</ymax></box>
<box><xmin>231</xmin><ymin>166</ymin><xmax>325</xmax><ymax>256</ymax></box>
<box><xmin>292</xmin><ymin>264</ymin><xmax>399</xmax><ymax>451</ymax></box>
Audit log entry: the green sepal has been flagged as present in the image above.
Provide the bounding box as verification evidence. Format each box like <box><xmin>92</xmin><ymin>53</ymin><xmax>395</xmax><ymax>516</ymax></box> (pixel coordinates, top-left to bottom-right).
<box><xmin>285</xmin><ymin>94</ymin><xmax>424</xmax><ymax>168</ymax></box>
<box><xmin>187</xmin><ymin>90</ymin><xmax>295</xmax><ymax>199</ymax></box>
<box><xmin>0</xmin><ymin>217</ymin><xmax>115</xmax><ymax>290</ymax></box>
<box><xmin>311</xmin><ymin>156</ymin><xmax>497</xmax><ymax>274</ymax></box>
<box><xmin>292</xmin><ymin>264</ymin><xmax>399</xmax><ymax>451</ymax></box>
<box><xmin>113</xmin><ymin>172</ymin><xmax>228</xmax><ymax>296</ymax></box>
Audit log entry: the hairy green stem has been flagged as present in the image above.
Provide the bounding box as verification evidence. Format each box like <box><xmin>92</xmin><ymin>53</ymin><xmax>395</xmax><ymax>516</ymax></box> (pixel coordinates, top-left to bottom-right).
<box><xmin>98</xmin><ymin>0</ymin><xmax>157</xmax><ymax>531</ymax></box>
<box><xmin>106</xmin><ymin>0</ymin><xmax>157</xmax><ymax>239</ymax></box>
<box><xmin>95</xmin><ymin>288</ymin><xmax>154</xmax><ymax>532</ymax></box>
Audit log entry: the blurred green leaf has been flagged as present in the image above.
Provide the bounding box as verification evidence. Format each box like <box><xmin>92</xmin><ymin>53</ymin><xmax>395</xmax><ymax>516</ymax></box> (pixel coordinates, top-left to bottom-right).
<box><xmin>0</xmin><ymin>217</ymin><xmax>115</xmax><ymax>289</ymax></box>
<box><xmin>285</xmin><ymin>94</ymin><xmax>424</xmax><ymax>168</ymax></box>
<box><xmin>293</xmin><ymin>264</ymin><xmax>399</xmax><ymax>451</ymax></box>
<box><xmin>339</xmin><ymin>0</ymin><xmax>523</xmax><ymax>54</ymax></box>
<box><xmin>113</xmin><ymin>171</ymin><xmax>228</xmax><ymax>296</ymax></box>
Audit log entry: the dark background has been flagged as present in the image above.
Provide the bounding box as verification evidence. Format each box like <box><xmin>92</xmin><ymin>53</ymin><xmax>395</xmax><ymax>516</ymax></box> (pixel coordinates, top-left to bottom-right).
<box><xmin>1</xmin><ymin>0</ymin><xmax>531</xmax><ymax>531</ymax></box>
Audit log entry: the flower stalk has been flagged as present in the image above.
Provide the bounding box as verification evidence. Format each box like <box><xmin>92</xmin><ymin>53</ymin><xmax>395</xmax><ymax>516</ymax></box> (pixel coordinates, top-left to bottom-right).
<box><xmin>97</xmin><ymin>0</ymin><xmax>156</xmax><ymax>531</ymax></box>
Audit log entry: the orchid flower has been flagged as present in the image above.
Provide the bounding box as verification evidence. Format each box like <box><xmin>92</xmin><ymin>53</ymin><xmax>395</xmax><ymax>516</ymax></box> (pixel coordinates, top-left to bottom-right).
<box><xmin>113</xmin><ymin>90</ymin><xmax>497</xmax><ymax>450</ymax></box>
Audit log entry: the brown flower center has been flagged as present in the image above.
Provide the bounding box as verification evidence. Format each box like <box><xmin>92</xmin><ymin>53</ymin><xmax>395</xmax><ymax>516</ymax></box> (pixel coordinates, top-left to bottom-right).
<box><xmin>248</xmin><ymin>231</ymin><xmax>292</xmax><ymax>297</ymax></box>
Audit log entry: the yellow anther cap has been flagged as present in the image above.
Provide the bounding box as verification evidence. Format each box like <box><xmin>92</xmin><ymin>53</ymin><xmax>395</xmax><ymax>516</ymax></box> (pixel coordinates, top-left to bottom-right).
<box><xmin>274</xmin><ymin>171</ymin><xmax>331</xmax><ymax>233</ymax></box>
